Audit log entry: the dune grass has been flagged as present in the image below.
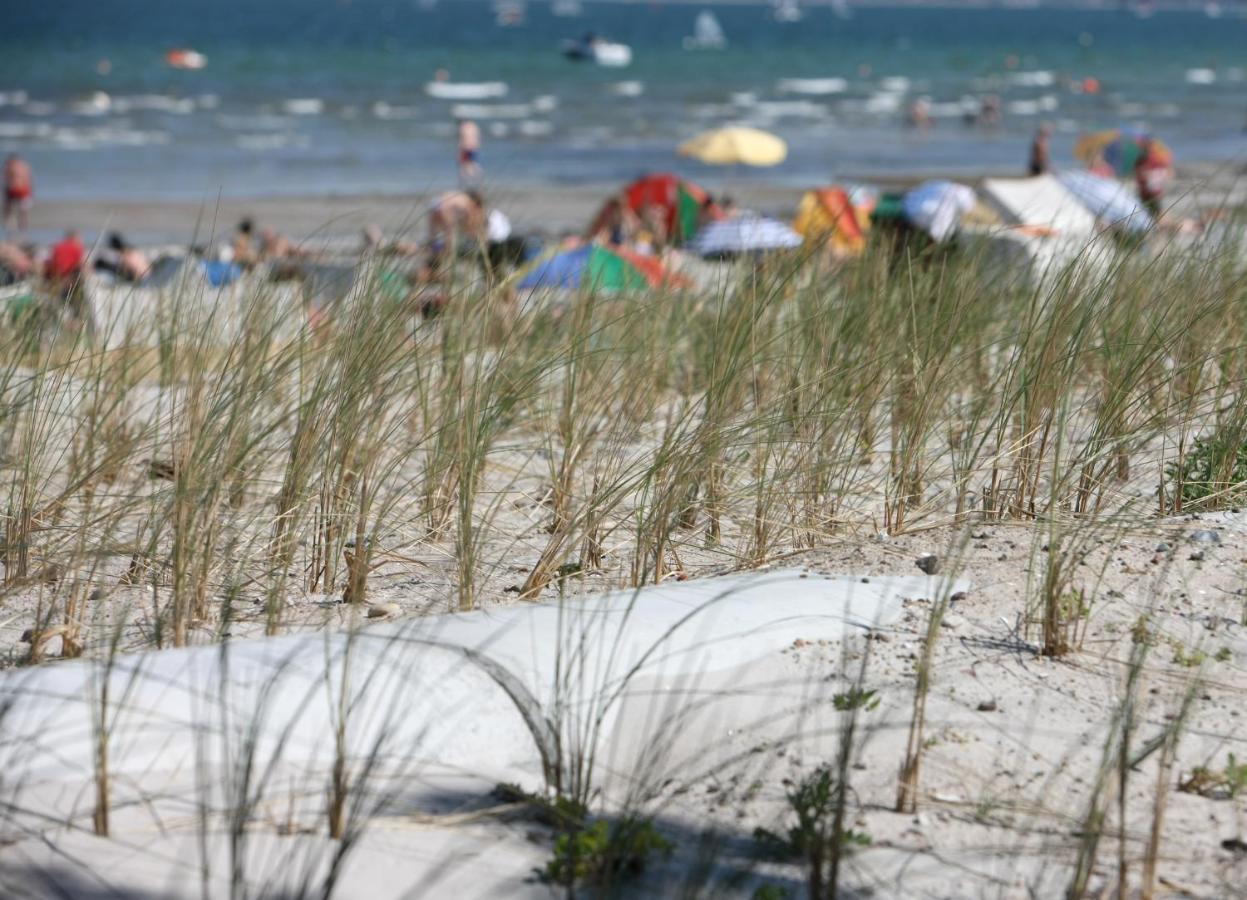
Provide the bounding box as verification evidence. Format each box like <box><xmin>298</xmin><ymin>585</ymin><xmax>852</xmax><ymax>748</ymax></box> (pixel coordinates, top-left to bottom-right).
<box><xmin>1</xmin><ymin>222</ymin><xmax>1246</xmax><ymax>895</ymax></box>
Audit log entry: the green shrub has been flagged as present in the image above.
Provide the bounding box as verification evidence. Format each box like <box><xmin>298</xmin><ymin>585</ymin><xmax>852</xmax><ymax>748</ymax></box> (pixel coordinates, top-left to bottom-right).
<box><xmin>544</xmin><ymin>816</ymin><xmax>672</xmax><ymax>886</ymax></box>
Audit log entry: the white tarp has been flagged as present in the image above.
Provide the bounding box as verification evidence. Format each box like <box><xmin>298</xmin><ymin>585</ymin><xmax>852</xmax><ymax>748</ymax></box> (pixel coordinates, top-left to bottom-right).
<box><xmin>903</xmin><ymin>180</ymin><xmax>977</xmax><ymax>242</ymax></box>
<box><xmin>980</xmin><ymin>174</ymin><xmax>1099</xmax><ymax>237</ymax></box>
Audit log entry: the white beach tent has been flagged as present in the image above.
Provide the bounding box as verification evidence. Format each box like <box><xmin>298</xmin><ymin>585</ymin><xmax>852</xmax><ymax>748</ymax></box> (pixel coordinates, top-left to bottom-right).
<box><xmin>970</xmin><ymin>174</ymin><xmax>1118</xmax><ymax>287</ymax></box>
<box><xmin>980</xmin><ymin>174</ymin><xmax>1098</xmax><ymax>238</ymax></box>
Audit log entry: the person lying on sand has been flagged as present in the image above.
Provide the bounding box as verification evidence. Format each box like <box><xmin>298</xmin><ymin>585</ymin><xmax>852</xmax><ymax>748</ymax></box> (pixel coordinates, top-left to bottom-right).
<box><xmin>361</xmin><ymin>224</ymin><xmax>422</xmax><ymax>258</ymax></box>
<box><xmin>259</xmin><ymin>227</ymin><xmax>308</xmax><ymax>261</ymax></box>
<box><xmin>94</xmin><ymin>232</ymin><xmax>151</xmax><ymax>282</ymax></box>
<box><xmin>0</xmin><ymin>241</ymin><xmax>35</xmax><ymax>285</ymax></box>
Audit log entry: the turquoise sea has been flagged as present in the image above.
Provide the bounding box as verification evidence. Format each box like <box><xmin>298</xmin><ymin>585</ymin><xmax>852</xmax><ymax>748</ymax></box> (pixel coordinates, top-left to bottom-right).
<box><xmin>0</xmin><ymin>0</ymin><xmax>1244</xmax><ymax>199</ymax></box>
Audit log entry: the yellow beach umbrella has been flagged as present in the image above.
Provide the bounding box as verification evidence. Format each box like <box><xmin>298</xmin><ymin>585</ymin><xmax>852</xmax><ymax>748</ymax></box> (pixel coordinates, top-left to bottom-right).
<box><xmin>677</xmin><ymin>126</ymin><xmax>788</xmax><ymax>167</ymax></box>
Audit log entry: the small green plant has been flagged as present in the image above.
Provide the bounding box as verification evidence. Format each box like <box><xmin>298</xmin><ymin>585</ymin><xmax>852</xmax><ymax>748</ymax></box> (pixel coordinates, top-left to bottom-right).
<box><xmin>1214</xmin><ymin>646</ymin><xmax>1232</xmax><ymax>663</ymax></box>
<box><xmin>1178</xmin><ymin>754</ymin><xmax>1247</xmax><ymax>800</ymax></box>
<box><xmin>754</xmin><ymin>766</ymin><xmax>871</xmax><ymax>899</ymax></box>
<box><xmin>832</xmin><ymin>687</ymin><xmax>880</xmax><ymax>712</ymax></box>
<box><xmin>543</xmin><ymin>816</ymin><xmax>672</xmax><ymax>887</ymax></box>
<box><xmin>751</xmin><ymin>886</ymin><xmax>791</xmax><ymax>900</ymax></box>
<box><xmin>1166</xmin><ymin>431</ymin><xmax>1247</xmax><ymax>510</ymax></box>
<box><xmin>1170</xmin><ymin>644</ymin><xmax>1207</xmax><ymax>669</ymax></box>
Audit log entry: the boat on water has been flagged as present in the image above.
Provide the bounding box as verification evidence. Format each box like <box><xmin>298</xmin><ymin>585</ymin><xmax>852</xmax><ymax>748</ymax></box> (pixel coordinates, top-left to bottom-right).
<box><xmin>165</xmin><ymin>48</ymin><xmax>207</xmax><ymax>70</ymax></box>
<box><xmin>683</xmin><ymin>11</ymin><xmax>727</xmax><ymax>50</ymax></box>
<box><xmin>425</xmin><ymin>81</ymin><xmax>509</xmax><ymax>100</ymax></box>
<box><xmin>771</xmin><ymin>0</ymin><xmax>803</xmax><ymax>23</ymax></box>
<box><xmin>562</xmin><ymin>33</ymin><xmax>632</xmax><ymax>67</ymax></box>
<box><xmin>494</xmin><ymin>0</ymin><xmax>526</xmax><ymax>27</ymax></box>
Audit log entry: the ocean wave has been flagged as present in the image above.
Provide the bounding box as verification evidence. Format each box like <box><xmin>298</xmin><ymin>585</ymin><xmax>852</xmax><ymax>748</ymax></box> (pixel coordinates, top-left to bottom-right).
<box><xmin>235</xmin><ymin>133</ymin><xmax>311</xmax><ymax>151</ymax></box>
<box><xmin>776</xmin><ymin>78</ymin><xmax>847</xmax><ymax>96</ymax></box>
<box><xmin>608</xmin><ymin>81</ymin><xmax>643</xmax><ymax>97</ymax></box>
<box><xmin>1007</xmin><ymin>70</ymin><xmax>1055</xmax><ymax>87</ymax></box>
<box><xmin>878</xmin><ymin>76</ymin><xmax>911</xmax><ymax>93</ymax></box>
<box><xmin>371</xmin><ymin>101</ymin><xmax>419</xmax><ymax>120</ymax></box>
<box><xmin>0</xmin><ymin>91</ymin><xmax>29</xmax><ymax>107</ymax></box>
<box><xmin>111</xmin><ymin>94</ymin><xmax>196</xmax><ymax>114</ymax></box>
<box><xmin>283</xmin><ymin>98</ymin><xmax>324</xmax><ymax>115</ymax></box>
<box><xmin>752</xmin><ymin>100</ymin><xmax>828</xmax><ymax>119</ymax></box>
<box><xmin>425</xmin><ymin>81</ymin><xmax>508</xmax><ymax>100</ymax></box>
<box><xmin>451</xmin><ymin>102</ymin><xmax>533</xmax><ymax>120</ymax></box>
<box><xmin>50</xmin><ymin>126</ymin><xmax>170</xmax><ymax>149</ymax></box>
<box><xmin>532</xmin><ymin>95</ymin><xmax>558</xmax><ymax>113</ymax></box>
<box><xmin>69</xmin><ymin>92</ymin><xmax>112</xmax><ymax>116</ymax></box>
<box><xmin>0</xmin><ymin>122</ymin><xmax>53</xmax><ymax>139</ymax></box>
<box><xmin>217</xmin><ymin>113</ymin><xmax>292</xmax><ymax>130</ymax></box>
<box><xmin>1185</xmin><ymin>68</ymin><xmax>1216</xmax><ymax>84</ymax></box>
<box><xmin>517</xmin><ymin>120</ymin><xmax>553</xmax><ymax>137</ymax></box>
<box><xmin>22</xmin><ymin>101</ymin><xmax>56</xmax><ymax>116</ymax></box>
<box><xmin>1006</xmin><ymin>94</ymin><xmax>1059</xmax><ymax>116</ymax></box>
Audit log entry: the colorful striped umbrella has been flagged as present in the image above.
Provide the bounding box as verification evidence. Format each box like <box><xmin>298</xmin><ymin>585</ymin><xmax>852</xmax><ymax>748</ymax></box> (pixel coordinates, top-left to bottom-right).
<box><xmin>623</xmin><ymin>173</ymin><xmax>715</xmax><ymax>244</ymax></box>
<box><xmin>1074</xmin><ymin>129</ymin><xmax>1172</xmax><ymax>178</ymax></box>
<box><xmin>517</xmin><ymin>243</ymin><xmax>683</xmax><ymax>292</ymax></box>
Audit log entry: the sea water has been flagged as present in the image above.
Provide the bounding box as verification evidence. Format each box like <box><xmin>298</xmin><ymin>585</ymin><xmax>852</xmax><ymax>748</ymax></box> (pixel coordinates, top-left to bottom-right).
<box><xmin>0</xmin><ymin>0</ymin><xmax>1243</xmax><ymax>200</ymax></box>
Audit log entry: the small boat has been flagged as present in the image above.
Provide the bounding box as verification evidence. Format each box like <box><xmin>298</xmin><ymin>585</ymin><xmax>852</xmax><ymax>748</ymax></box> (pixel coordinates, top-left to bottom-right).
<box><xmin>771</xmin><ymin>0</ymin><xmax>803</xmax><ymax>23</ymax></box>
<box><xmin>425</xmin><ymin>80</ymin><xmax>510</xmax><ymax>100</ymax></box>
<box><xmin>494</xmin><ymin>0</ymin><xmax>526</xmax><ymax>27</ymax></box>
<box><xmin>165</xmin><ymin>48</ymin><xmax>207</xmax><ymax>70</ymax></box>
<box><xmin>683</xmin><ymin>10</ymin><xmax>727</xmax><ymax>50</ymax></box>
<box><xmin>562</xmin><ymin>34</ymin><xmax>632</xmax><ymax>67</ymax></box>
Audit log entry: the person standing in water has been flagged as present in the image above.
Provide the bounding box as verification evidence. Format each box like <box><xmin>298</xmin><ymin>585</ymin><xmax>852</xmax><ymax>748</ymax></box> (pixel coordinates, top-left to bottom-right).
<box><xmin>1028</xmin><ymin>124</ymin><xmax>1052</xmax><ymax>176</ymax></box>
<box><xmin>457</xmin><ymin>118</ymin><xmax>482</xmax><ymax>185</ymax></box>
<box><xmin>4</xmin><ymin>154</ymin><xmax>33</xmax><ymax>234</ymax></box>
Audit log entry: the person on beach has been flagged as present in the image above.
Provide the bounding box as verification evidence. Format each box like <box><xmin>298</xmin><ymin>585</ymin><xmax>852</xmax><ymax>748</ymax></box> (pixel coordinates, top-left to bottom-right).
<box><xmin>1028</xmin><ymin>124</ymin><xmax>1052</xmax><ymax>176</ymax></box>
<box><xmin>1134</xmin><ymin>136</ymin><xmax>1173</xmax><ymax>219</ymax></box>
<box><xmin>0</xmin><ymin>241</ymin><xmax>35</xmax><ymax>285</ymax></box>
<box><xmin>259</xmin><ymin>227</ymin><xmax>305</xmax><ymax>261</ymax></box>
<box><xmin>586</xmin><ymin>194</ymin><xmax>641</xmax><ymax>245</ymax></box>
<box><xmin>95</xmin><ymin>232</ymin><xmax>151</xmax><ymax>282</ymax></box>
<box><xmin>457</xmin><ymin>118</ymin><xmax>482</xmax><ymax>185</ymax></box>
<box><xmin>428</xmin><ymin>189</ymin><xmax>487</xmax><ymax>257</ymax></box>
<box><xmin>4</xmin><ymin>154</ymin><xmax>33</xmax><ymax>234</ymax></box>
<box><xmin>232</xmin><ymin>219</ymin><xmax>258</xmax><ymax>268</ymax></box>
<box><xmin>44</xmin><ymin>230</ymin><xmax>84</xmax><ymax>283</ymax></box>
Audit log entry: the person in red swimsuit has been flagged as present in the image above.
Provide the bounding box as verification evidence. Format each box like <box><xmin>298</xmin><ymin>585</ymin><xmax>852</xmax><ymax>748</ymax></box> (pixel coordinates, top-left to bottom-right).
<box><xmin>4</xmin><ymin>154</ymin><xmax>33</xmax><ymax>234</ymax></box>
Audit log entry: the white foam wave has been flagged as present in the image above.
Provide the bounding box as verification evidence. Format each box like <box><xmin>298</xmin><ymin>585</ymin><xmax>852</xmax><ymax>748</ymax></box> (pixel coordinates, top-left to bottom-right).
<box><xmin>450</xmin><ymin>102</ymin><xmax>532</xmax><ymax>120</ymax></box>
<box><xmin>0</xmin><ymin>91</ymin><xmax>29</xmax><ymax>107</ymax></box>
<box><xmin>50</xmin><ymin>126</ymin><xmax>170</xmax><ymax>149</ymax></box>
<box><xmin>777</xmin><ymin>78</ymin><xmax>847</xmax><ymax>95</ymax></box>
<box><xmin>283</xmin><ymin>98</ymin><xmax>324</xmax><ymax>115</ymax></box>
<box><xmin>111</xmin><ymin>94</ymin><xmax>196</xmax><ymax>114</ymax></box>
<box><xmin>371</xmin><ymin>101</ymin><xmax>419</xmax><ymax>120</ymax></box>
<box><xmin>879</xmin><ymin>76</ymin><xmax>910</xmax><ymax>93</ymax></box>
<box><xmin>22</xmin><ymin>101</ymin><xmax>56</xmax><ymax>116</ymax></box>
<box><xmin>517</xmin><ymin>120</ymin><xmax>553</xmax><ymax>137</ymax></box>
<box><xmin>1006</xmin><ymin>94</ymin><xmax>1059</xmax><ymax>115</ymax></box>
<box><xmin>1185</xmin><ymin>68</ymin><xmax>1216</xmax><ymax>84</ymax></box>
<box><xmin>425</xmin><ymin>81</ymin><xmax>508</xmax><ymax>100</ymax></box>
<box><xmin>609</xmin><ymin>81</ymin><xmax>643</xmax><ymax>97</ymax></box>
<box><xmin>0</xmin><ymin>122</ymin><xmax>53</xmax><ymax>139</ymax></box>
<box><xmin>1007</xmin><ymin>70</ymin><xmax>1055</xmax><ymax>87</ymax></box>
<box><xmin>217</xmin><ymin>113</ymin><xmax>292</xmax><ymax>130</ymax></box>
<box><xmin>753</xmin><ymin>100</ymin><xmax>828</xmax><ymax>119</ymax></box>
<box><xmin>235</xmin><ymin>133</ymin><xmax>311</xmax><ymax>151</ymax></box>
<box><xmin>69</xmin><ymin>91</ymin><xmax>112</xmax><ymax>116</ymax></box>
<box><xmin>532</xmin><ymin>94</ymin><xmax>559</xmax><ymax>113</ymax></box>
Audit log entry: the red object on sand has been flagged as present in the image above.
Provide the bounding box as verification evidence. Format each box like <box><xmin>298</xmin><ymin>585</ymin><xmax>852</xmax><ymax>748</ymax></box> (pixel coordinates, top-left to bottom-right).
<box><xmin>45</xmin><ymin>235</ymin><xmax>84</xmax><ymax>280</ymax></box>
